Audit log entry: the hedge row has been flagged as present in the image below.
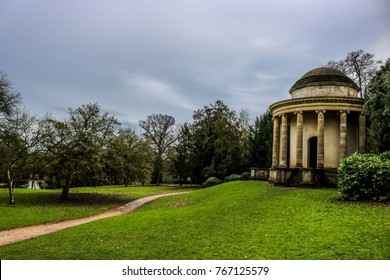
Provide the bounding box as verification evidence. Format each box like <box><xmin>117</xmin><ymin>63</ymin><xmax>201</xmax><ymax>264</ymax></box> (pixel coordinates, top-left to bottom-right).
<box><xmin>338</xmin><ymin>152</ymin><xmax>390</xmax><ymax>202</ymax></box>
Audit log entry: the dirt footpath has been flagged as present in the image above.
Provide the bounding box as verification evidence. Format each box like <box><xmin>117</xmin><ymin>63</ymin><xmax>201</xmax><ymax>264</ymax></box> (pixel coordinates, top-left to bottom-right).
<box><xmin>0</xmin><ymin>192</ymin><xmax>187</xmax><ymax>247</ymax></box>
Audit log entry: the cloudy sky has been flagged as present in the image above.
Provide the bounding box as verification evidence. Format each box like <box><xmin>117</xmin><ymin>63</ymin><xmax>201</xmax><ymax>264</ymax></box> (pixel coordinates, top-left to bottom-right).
<box><xmin>1</xmin><ymin>0</ymin><xmax>389</xmax><ymax>129</ymax></box>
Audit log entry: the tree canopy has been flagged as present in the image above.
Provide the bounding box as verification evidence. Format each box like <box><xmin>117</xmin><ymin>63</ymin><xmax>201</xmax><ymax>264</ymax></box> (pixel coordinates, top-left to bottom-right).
<box><xmin>40</xmin><ymin>103</ymin><xmax>120</xmax><ymax>199</ymax></box>
<box><xmin>190</xmin><ymin>100</ymin><xmax>243</xmax><ymax>182</ymax></box>
<box><xmin>139</xmin><ymin>114</ymin><xmax>176</xmax><ymax>185</ymax></box>
<box><xmin>364</xmin><ymin>59</ymin><xmax>390</xmax><ymax>153</ymax></box>
<box><xmin>248</xmin><ymin>110</ymin><xmax>273</xmax><ymax>168</ymax></box>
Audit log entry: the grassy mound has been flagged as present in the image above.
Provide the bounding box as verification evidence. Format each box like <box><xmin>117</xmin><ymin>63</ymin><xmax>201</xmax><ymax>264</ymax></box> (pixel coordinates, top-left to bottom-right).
<box><xmin>0</xmin><ymin>181</ymin><xmax>389</xmax><ymax>259</ymax></box>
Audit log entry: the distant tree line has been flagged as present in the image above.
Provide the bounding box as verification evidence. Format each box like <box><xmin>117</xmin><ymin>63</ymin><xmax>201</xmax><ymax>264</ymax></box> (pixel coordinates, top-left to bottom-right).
<box><xmin>139</xmin><ymin>101</ymin><xmax>273</xmax><ymax>187</ymax></box>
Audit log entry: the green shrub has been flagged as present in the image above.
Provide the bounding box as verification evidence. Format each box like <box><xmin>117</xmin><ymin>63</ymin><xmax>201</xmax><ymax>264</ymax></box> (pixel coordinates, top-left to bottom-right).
<box><xmin>225</xmin><ymin>172</ymin><xmax>251</xmax><ymax>182</ymax></box>
<box><xmin>239</xmin><ymin>172</ymin><xmax>251</xmax><ymax>181</ymax></box>
<box><xmin>201</xmin><ymin>177</ymin><xmax>223</xmax><ymax>188</ymax></box>
<box><xmin>228</xmin><ymin>174</ymin><xmax>241</xmax><ymax>182</ymax></box>
<box><xmin>338</xmin><ymin>153</ymin><xmax>390</xmax><ymax>202</ymax></box>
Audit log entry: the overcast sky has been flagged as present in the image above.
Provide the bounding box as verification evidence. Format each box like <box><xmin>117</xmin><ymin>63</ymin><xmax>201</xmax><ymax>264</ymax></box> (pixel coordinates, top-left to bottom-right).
<box><xmin>1</xmin><ymin>0</ymin><xmax>389</xmax><ymax>129</ymax></box>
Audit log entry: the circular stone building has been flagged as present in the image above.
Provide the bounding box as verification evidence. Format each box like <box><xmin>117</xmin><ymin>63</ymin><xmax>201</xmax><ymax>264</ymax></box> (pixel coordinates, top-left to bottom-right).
<box><xmin>268</xmin><ymin>67</ymin><xmax>366</xmax><ymax>186</ymax></box>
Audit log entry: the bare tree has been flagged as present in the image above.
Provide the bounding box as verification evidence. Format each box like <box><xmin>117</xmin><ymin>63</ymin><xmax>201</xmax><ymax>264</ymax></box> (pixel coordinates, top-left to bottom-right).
<box><xmin>326</xmin><ymin>49</ymin><xmax>382</xmax><ymax>98</ymax></box>
<box><xmin>0</xmin><ymin>109</ymin><xmax>41</xmax><ymax>204</ymax></box>
<box><xmin>0</xmin><ymin>71</ymin><xmax>24</xmax><ymax>204</ymax></box>
<box><xmin>139</xmin><ymin>114</ymin><xmax>176</xmax><ymax>185</ymax></box>
<box><xmin>0</xmin><ymin>71</ymin><xmax>21</xmax><ymax>117</ymax></box>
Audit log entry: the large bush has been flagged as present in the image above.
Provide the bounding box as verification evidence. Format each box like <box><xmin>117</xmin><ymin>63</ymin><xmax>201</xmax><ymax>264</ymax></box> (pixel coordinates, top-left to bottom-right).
<box><xmin>201</xmin><ymin>177</ymin><xmax>223</xmax><ymax>188</ymax></box>
<box><xmin>227</xmin><ymin>174</ymin><xmax>241</xmax><ymax>182</ymax></box>
<box><xmin>239</xmin><ymin>172</ymin><xmax>251</xmax><ymax>181</ymax></box>
<box><xmin>338</xmin><ymin>153</ymin><xmax>390</xmax><ymax>202</ymax></box>
<box><xmin>224</xmin><ymin>172</ymin><xmax>251</xmax><ymax>182</ymax></box>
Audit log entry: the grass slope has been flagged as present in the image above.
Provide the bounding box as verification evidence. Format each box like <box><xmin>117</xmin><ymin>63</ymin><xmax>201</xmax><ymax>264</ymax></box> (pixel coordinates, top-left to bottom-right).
<box><xmin>0</xmin><ymin>181</ymin><xmax>389</xmax><ymax>260</ymax></box>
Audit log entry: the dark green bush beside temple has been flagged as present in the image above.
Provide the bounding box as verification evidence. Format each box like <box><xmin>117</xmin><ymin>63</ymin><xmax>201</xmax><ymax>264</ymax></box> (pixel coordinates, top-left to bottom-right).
<box><xmin>338</xmin><ymin>152</ymin><xmax>390</xmax><ymax>202</ymax></box>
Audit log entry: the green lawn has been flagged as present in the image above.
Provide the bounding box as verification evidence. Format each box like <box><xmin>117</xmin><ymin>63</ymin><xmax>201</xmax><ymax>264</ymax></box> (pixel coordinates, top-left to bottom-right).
<box><xmin>0</xmin><ymin>181</ymin><xmax>389</xmax><ymax>259</ymax></box>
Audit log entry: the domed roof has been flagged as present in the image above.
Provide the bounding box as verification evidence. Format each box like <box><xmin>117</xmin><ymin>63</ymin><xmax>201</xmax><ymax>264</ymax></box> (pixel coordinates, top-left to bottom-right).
<box><xmin>289</xmin><ymin>67</ymin><xmax>360</xmax><ymax>93</ymax></box>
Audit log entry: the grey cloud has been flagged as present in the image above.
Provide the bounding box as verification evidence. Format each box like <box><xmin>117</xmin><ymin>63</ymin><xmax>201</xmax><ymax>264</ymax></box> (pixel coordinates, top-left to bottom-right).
<box><xmin>1</xmin><ymin>0</ymin><xmax>388</xmax><ymax>126</ymax></box>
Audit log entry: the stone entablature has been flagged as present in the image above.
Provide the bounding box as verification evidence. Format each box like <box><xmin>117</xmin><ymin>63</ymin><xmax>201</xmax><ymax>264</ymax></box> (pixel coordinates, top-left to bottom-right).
<box><xmin>270</xmin><ymin>97</ymin><xmax>365</xmax><ymax>116</ymax></box>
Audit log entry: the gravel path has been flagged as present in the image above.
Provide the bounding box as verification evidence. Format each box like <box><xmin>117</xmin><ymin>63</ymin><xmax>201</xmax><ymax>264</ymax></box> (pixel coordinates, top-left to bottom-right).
<box><xmin>0</xmin><ymin>192</ymin><xmax>187</xmax><ymax>246</ymax></box>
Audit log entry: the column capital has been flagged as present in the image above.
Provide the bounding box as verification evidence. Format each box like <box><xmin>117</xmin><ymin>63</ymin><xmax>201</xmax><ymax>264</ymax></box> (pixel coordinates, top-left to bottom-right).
<box><xmin>339</xmin><ymin>110</ymin><xmax>350</xmax><ymax>114</ymax></box>
<box><xmin>315</xmin><ymin>110</ymin><xmax>326</xmax><ymax>114</ymax></box>
<box><xmin>294</xmin><ymin>110</ymin><xmax>303</xmax><ymax>115</ymax></box>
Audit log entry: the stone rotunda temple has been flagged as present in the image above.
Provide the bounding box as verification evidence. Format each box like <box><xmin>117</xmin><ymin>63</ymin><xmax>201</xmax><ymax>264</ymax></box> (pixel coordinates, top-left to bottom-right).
<box><xmin>268</xmin><ymin>67</ymin><xmax>366</xmax><ymax>186</ymax></box>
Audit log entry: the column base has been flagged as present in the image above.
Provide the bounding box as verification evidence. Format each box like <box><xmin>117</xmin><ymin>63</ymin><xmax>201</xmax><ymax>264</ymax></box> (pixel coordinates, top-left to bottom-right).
<box><xmin>268</xmin><ymin>167</ymin><xmax>338</xmax><ymax>187</ymax></box>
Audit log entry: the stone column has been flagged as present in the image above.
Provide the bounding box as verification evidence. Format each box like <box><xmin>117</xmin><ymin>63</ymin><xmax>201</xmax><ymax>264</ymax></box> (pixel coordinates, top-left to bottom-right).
<box><xmin>316</xmin><ymin>110</ymin><xmax>325</xmax><ymax>168</ymax></box>
<box><xmin>339</xmin><ymin>111</ymin><xmax>348</xmax><ymax>161</ymax></box>
<box><xmin>272</xmin><ymin>116</ymin><xmax>280</xmax><ymax>168</ymax></box>
<box><xmin>280</xmin><ymin>114</ymin><xmax>288</xmax><ymax>168</ymax></box>
<box><xmin>295</xmin><ymin>111</ymin><xmax>303</xmax><ymax>167</ymax></box>
<box><xmin>359</xmin><ymin>112</ymin><xmax>366</xmax><ymax>153</ymax></box>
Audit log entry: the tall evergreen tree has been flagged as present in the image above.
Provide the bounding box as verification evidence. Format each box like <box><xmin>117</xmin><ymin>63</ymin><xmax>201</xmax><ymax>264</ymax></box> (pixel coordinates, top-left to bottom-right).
<box><xmin>248</xmin><ymin>110</ymin><xmax>273</xmax><ymax>168</ymax></box>
<box><xmin>364</xmin><ymin>59</ymin><xmax>390</xmax><ymax>153</ymax></box>
<box><xmin>190</xmin><ymin>100</ymin><xmax>242</xmax><ymax>182</ymax></box>
<box><xmin>170</xmin><ymin>122</ymin><xmax>193</xmax><ymax>186</ymax></box>
<box><xmin>105</xmin><ymin>129</ymin><xmax>154</xmax><ymax>185</ymax></box>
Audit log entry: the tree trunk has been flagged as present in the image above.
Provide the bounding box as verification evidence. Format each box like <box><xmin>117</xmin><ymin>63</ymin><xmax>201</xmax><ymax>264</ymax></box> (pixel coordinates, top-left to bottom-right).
<box><xmin>156</xmin><ymin>154</ymin><xmax>162</xmax><ymax>186</ymax></box>
<box><xmin>60</xmin><ymin>176</ymin><xmax>72</xmax><ymax>200</ymax></box>
<box><xmin>7</xmin><ymin>169</ymin><xmax>15</xmax><ymax>205</ymax></box>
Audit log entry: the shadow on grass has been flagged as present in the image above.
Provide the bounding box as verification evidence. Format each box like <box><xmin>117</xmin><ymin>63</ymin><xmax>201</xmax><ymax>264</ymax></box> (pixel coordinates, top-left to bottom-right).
<box><xmin>0</xmin><ymin>184</ymin><xmax>201</xmax><ymax>208</ymax></box>
<box><xmin>0</xmin><ymin>191</ymin><xmax>132</xmax><ymax>207</ymax></box>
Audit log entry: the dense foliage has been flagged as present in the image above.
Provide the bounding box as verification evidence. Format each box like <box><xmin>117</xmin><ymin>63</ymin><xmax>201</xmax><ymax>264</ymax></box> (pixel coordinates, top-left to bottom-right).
<box><xmin>248</xmin><ymin>110</ymin><xmax>273</xmax><ymax>168</ymax></box>
<box><xmin>190</xmin><ymin>100</ymin><xmax>244</xmax><ymax>183</ymax></box>
<box><xmin>338</xmin><ymin>153</ymin><xmax>390</xmax><ymax>202</ymax></box>
<box><xmin>364</xmin><ymin>59</ymin><xmax>390</xmax><ymax>153</ymax></box>
<box><xmin>169</xmin><ymin>122</ymin><xmax>193</xmax><ymax>186</ymax></box>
